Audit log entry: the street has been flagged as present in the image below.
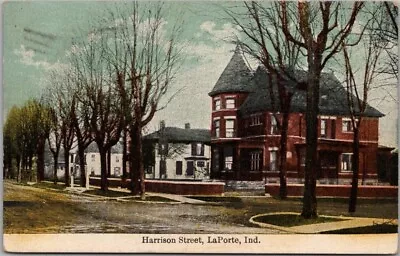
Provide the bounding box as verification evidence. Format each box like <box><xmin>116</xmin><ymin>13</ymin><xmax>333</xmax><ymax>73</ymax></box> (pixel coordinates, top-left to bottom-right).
<box><xmin>3</xmin><ymin>181</ymin><xmax>282</xmax><ymax>234</ymax></box>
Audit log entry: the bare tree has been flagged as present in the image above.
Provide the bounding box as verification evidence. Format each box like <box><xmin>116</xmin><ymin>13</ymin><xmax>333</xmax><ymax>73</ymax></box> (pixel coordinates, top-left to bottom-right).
<box><xmin>369</xmin><ymin>2</ymin><xmax>398</xmax><ymax>80</ymax></box>
<box><xmin>277</xmin><ymin>1</ymin><xmax>366</xmax><ymax>218</ymax></box>
<box><xmin>100</xmin><ymin>2</ymin><xmax>183</xmax><ymax>198</ymax></box>
<box><xmin>342</xmin><ymin>36</ymin><xmax>383</xmax><ymax>213</ymax></box>
<box><xmin>69</xmin><ymin>28</ymin><xmax>125</xmax><ymax>191</ymax></box>
<box><xmin>228</xmin><ymin>1</ymin><xmax>365</xmax><ymax>218</ymax></box>
<box><xmin>226</xmin><ymin>1</ymin><xmax>304</xmax><ymax>199</ymax></box>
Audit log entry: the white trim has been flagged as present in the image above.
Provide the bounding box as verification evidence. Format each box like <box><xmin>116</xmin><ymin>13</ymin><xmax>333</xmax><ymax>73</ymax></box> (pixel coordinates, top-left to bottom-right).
<box><xmin>319</xmin><ymin>115</ymin><xmax>337</xmax><ymax>120</ymax></box>
<box><xmin>342</xmin><ymin>117</ymin><xmax>352</xmax><ymax>121</ymax></box>
<box><xmin>212</xmin><ymin>116</ymin><xmax>221</xmax><ymax>120</ymax></box>
<box><xmin>225</xmin><ymin>95</ymin><xmax>237</xmax><ymax>99</ymax></box>
<box><xmin>224</xmin><ymin>115</ymin><xmax>237</xmax><ymax>119</ymax></box>
<box><xmin>212</xmin><ymin>109</ymin><xmax>238</xmax><ymax>113</ymax></box>
<box><xmin>268</xmin><ymin>147</ymin><xmax>279</xmax><ymax>151</ymax></box>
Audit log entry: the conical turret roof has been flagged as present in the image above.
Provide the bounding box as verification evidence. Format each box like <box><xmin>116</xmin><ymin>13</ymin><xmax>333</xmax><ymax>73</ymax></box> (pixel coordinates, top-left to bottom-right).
<box><xmin>209</xmin><ymin>45</ymin><xmax>254</xmax><ymax>96</ymax></box>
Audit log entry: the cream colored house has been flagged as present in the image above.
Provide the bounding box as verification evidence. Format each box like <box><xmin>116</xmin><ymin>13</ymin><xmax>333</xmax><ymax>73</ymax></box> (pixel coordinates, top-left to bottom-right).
<box><xmin>144</xmin><ymin>123</ymin><xmax>211</xmax><ymax>180</ymax></box>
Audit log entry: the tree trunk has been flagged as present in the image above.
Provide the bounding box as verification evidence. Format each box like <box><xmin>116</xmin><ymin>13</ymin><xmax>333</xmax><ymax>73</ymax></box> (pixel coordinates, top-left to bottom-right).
<box><xmin>78</xmin><ymin>145</ymin><xmax>86</xmax><ymax>187</ymax></box>
<box><xmin>278</xmin><ymin>109</ymin><xmax>290</xmax><ymax>199</ymax></box>
<box><xmin>122</xmin><ymin>128</ymin><xmax>128</xmax><ymax>181</ymax></box>
<box><xmin>301</xmin><ymin>66</ymin><xmax>320</xmax><ymax>219</ymax></box>
<box><xmin>349</xmin><ymin>127</ymin><xmax>360</xmax><ymax>213</ymax></box>
<box><xmin>64</xmin><ymin>149</ymin><xmax>70</xmax><ymax>186</ymax></box>
<box><xmin>28</xmin><ymin>156</ymin><xmax>33</xmax><ymax>182</ymax></box>
<box><xmin>129</xmin><ymin>123</ymin><xmax>144</xmax><ymax>197</ymax></box>
<box><xmin>107</xmin><ymin>149</ymin><xmax>111</xmax><ymax>177</ymax></box>
<box><xmin>17</xmin><ymin>156</ymin><xmax>22</xmax><ymax>183</ymax></box>
<box><xmin>36</xmin><ymin>140</ymin><xmax>45</xmax><ymax>182</ymax></box>
<box><xmin>53</xmin><ymin>155</ymin><xmax>58</xmax><ymax>184</ymax></box>
<box><xmin>99</xmin><ymin>147</ymin><xmax>108</xmax><ymax>191</ymax></box>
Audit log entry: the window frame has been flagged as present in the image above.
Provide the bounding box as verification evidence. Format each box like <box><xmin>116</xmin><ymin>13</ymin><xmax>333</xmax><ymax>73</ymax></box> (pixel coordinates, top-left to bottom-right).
<box><xmin>250</xmin><ymin>151</ymin><xmax>262</xmax><ymax>171</ymax></box>
<box><xmin>270</xmin><ymin>115</ymin><xmax>279</xmax><ymax>135</ymax></box>
<box><xmin>250</xmin><ymin>114</ymin><xmax>262</xmax><ymax>126</ymax></box>
<box><xmin>225</xmin><ymin>119</ymin><xmax>235</xmax><ymax>138</ymax></box>
<box><xmin>214</xmin><ymin>120</ymin><xmax>220</xmax><ymax>138</ymax></box>
<box><xmin>176</xmin><ymin>161</ymin><xmax>183</xmax><ymax>175</ymax></box>
<box><xmin>214</xmin><ymin>98</ymin><xmax>221</xmax><ymax>111</ymax></box>
<box><xmin>320</xmin><ymin>119</ymin><xmax>327</xmax><ymax>137</ymax></box>
<box><xmin>269</xmin><ymin>150</ymin><xmax>278</xmax><ymax>172</ymax></box>
<box><xmin>341</xmin><ymin>153</ymin><xmax>353</xmax><ymax>172</ymax></box>
<box><xmin>225</xmin><ymin>98</ymin><xmax>236</xmax><ymax>109</ymax></box>
<box><xmin>342</xmin><ymin>118</ymin><xmax>353</xmax><ymax>133</ymax></box>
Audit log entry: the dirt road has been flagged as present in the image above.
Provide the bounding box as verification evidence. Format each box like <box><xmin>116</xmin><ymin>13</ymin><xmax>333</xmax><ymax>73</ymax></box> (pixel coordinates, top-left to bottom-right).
<box><xmin>3</xmin><ymin>181</ymin><xmax>282</xmax><ymax>234</ymax></box>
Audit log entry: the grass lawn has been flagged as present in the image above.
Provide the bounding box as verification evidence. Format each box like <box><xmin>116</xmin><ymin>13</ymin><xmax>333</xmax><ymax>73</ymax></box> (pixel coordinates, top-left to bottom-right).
<box><xmin>321</xmin><ymin>224</ymin><xmax>398</xmax><ymax>234</ymax></box>
<box><xmin>30</xmin><ymin>182</ymin><xmax>67</xmax><ymax>191</ymax></box>
<box><xmin>252</xmin><ymin>213</ymin><xmax>345</xmax><ymax>227</ymax></box>
<box><xmin>83</xmin><ymin>189</ymin><xmax>131</xmax><ymax>197</ymax></box>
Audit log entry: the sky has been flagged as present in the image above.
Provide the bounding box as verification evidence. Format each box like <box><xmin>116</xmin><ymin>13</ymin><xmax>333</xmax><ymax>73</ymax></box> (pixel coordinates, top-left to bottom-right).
<box><xmin>2</xmin><ymin>1</ymin><xmax>398</xmax><ymax>147</ymax></box>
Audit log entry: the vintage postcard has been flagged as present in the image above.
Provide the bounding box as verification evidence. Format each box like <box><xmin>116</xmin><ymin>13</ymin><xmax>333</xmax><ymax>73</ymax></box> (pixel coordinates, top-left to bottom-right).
<box><xmin>2</xmin><ymin>0</ymin><xmax>398</xmax><ymax>254</ymax></box>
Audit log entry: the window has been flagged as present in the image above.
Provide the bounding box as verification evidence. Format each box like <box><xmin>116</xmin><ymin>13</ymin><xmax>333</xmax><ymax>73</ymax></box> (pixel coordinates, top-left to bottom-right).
<box><xmin>214</xmin><ymin>98</ymin><xmax>221</xmax><ymax>110</ymax></box>
<box><xmin>270</xmin><ymin>115</ymin><xmax>279</xmax><ymax>134</ymax></box>
<box><xmin>114</xmin><ymin>167</ymin><xmax>121</xmax><ymax>176</ymax></box>
<box><xmin>212</xmin><ymin>148</ymin><xmax>220</xmax><ymax>172</ymax></box>
<box><xmin>191</xmin><ymin>143</ymin><xmax>204</xmax><ymax>156</ymax></box>
<box><xmin>91</xmin><ymin>154</ymin><xmax>96</xmax><ymax>162</ymax></box>
<box><xmin>224</xmin><ymin>147</ymin><xmax>233</xmax><ymax>171</ymax></box>
<box><xmin>225</xmin><ymin>119</ymin><xmax>235</xmax><ymax>138</ymax></box>
<box><xmin>269</xmin><ymin>150</ymin><xmax>278</xmax><ymax>171</ymax></box>
<box><xmin>186</xmin><ymin>161</ymin><xmax>194</xmax><ymax>175</ymax></box>
<box><xmin>342</xmin><ymin>119</ymin><xmax>353</xmax><ymax>132</ymax></box>
<box><xmin>214</xmin><ymin>120</ymin><xmax>220</xmax><ymax>138</ymax></box>
<box><xmin>176</xmin><ymin>161</ymin><xmax>183</xmax><ymax>175</ymax></box>
<box><xmin>320</xmin><ymin>119</ymin><xmax>327</xmax><ymax>137</ymax></box>
<box><xmin>115</xmin><ymin>156</ymin><xmax>120</xmax><ymax>163</ymax></box>
<box><xmin>250</xmin><ymin>114</ymin><xmax>262</xmax><ymax>126</ymax></box>
<box><xmin>300</xmin><ymin>149</ymin><xmax>306</xmax><ymax>166</ymax></box>
<box><xmin>225</xmin><ymin>156</ymin><xmax>233</xmax><ymax>170</ymax></box>
<box><xmin>70</xmin><ymin>155</ymin><xmax>74</xmax><ymax>163</ymax></box>
<box><xmin>226</xmin><ymin>98</ymin><xmax>235</xmax><ymax>109</ymax></box>
<box><xmin>197</xmin><ymin>161</ymin><xmax>205</xmax><ymax>167</ymax></box>
<box><xmin>250</xmin><ymin>151</ymin><xmax>261</xmax><ymax>171</ymax></box>
<box><xmin>341</xmin><ymin>153</ymin><xmax>352</xmax><ymax>172</ymax></box>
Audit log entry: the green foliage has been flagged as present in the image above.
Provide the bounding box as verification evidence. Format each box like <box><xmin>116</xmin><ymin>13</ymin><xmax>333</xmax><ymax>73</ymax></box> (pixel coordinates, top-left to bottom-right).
<box><xmin>3</xmin><ymin>99</ymin><xmax>52</xmax><ymax>180</ymax></box>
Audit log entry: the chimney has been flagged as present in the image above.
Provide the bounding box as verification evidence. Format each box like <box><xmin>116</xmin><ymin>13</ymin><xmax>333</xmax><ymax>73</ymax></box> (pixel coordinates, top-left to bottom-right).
<box><xmin>185</xmin><ymin>123</ymin><xmax>190</xmax><ymax>129</ymax></box>
<box><xmin>160</xmin><ymin>120</ymin><xmax>166</xmax><ymax>130</ymax></box>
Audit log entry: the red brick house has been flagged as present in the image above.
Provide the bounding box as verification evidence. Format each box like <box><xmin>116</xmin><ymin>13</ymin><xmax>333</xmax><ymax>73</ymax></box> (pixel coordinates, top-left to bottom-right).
<box><xmin>209</xmin><ymin>47</ymin><xmax>385</xmax><ymax>185</ymax></box>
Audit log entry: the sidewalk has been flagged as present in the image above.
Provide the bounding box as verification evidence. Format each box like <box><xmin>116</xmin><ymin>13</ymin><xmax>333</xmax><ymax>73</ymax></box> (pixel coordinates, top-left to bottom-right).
<box><xmin>292</xmin><ymin>216</ymin><xmax>398</xmax><ymax>234</ymax></box>
<box><xmin>250</xmin><ymin>212</ymin><xmax>398</xmax><ymax>234</ymax></box>
<box><xmin>87</xmin><ymin>185</ymin><xmax>208</xmax><ymax>204</ymax></box>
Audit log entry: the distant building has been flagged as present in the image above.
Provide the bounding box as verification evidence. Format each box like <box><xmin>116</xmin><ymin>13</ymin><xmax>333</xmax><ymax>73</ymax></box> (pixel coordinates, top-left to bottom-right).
<box><xmin>209</xmin><ymin>46</ymin><xmax>386</xmax><ymax>185</ymax></box>
<box><xmin>143</xmin><ymin>122</ymin><xmax>211</xmax><ymax>180</ymax></box>
<box><xmin>44</xmin><ymin>145</ymin><xmax>74</xmax><ymax>181</ymax></box>
<box><xmin>81</xmin><ymin>141</ymin><xmax>124</xmax><ymax>177</ymax></box>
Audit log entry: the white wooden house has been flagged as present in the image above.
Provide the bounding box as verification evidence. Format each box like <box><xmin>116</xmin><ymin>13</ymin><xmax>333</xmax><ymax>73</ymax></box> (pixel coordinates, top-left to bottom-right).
<box><xmin>143</xmin><ymin>123</ymin><xmax>211</xmax><ymax>180</ymax></box>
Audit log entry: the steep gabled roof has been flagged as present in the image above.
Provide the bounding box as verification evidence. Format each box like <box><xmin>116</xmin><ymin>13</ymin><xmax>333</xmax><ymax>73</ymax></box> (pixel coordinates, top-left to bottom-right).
<box><xmin>144</xmin><ymin>127</ymin><xmax>211</xmax><ymax>144</ymax></box>
<box><xmin>209</xmin><ymin>46</ymin><xmax>254</xmax><ymax>96</ymax></box>
<box><xmin>238</xmin><ymin>66</ymin><xmax>384</xmax><ymax>118</ymax></box>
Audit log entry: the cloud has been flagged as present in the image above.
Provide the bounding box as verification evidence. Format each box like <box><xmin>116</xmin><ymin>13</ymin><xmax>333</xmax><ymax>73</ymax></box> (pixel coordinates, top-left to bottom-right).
<box><xmin>13</xmin><ymin>45</ymin><xmax>67</xmax><ymax>71</ymax></box>
<box><xmin>199</xmin><ymin>21</ymin><xmax>240</xmax><ymax>42</ymax></box>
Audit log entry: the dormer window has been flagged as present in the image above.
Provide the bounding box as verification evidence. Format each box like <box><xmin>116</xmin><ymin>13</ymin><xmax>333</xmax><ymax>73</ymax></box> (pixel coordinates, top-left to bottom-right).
<box><xmin>214</xmin><ymin>98</ymin><xmax>221</xmax><ymax>110</ymax></box>
<box><xmin>226</xmin><ymin>98</ymin><xmax>235</xmax><ymax>109</ymax></box>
